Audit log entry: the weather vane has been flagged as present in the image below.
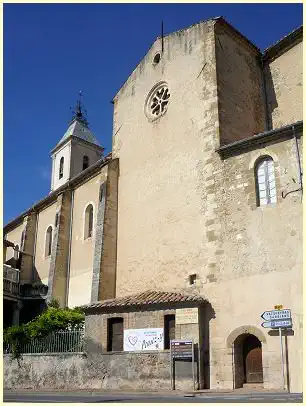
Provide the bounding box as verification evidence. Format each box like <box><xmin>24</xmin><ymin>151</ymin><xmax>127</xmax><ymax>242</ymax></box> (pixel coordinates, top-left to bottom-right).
<box><xmin>70</xmin><ymin>90</ymin><xmax>88</xmax><ymax>126</ymax></box>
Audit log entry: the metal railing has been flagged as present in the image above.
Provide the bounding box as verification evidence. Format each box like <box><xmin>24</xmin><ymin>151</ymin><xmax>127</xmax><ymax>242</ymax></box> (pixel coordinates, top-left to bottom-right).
<box><xmin>3</xmin><ymin>278</ymin><xmax>20</xmax><ymax>296</ymax></box>
<box><xmin>4</xmin><ymin>330</ymin><xmax>84</xmax><ymax>354</ymax></box>
<box><xmin>3</xmin><ymin>265</ymin><xmax>20</xmax><ymax>282</ymax></box>
<box><xmin>20</xmin><ymin>283</ymin><xmax>48</xmax><ymax>298</ymax></box>
<box><xmin>3</xmin><ymin>264</ymin><xmax>48</xmax><ymax>298</ymax></box>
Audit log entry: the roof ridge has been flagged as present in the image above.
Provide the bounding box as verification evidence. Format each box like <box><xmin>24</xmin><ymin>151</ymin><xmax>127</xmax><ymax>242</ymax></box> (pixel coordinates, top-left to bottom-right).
<box><xmin>82</xmin><ymin>289</ymin><xmax>206</xmax><ymax>312</ymax></box>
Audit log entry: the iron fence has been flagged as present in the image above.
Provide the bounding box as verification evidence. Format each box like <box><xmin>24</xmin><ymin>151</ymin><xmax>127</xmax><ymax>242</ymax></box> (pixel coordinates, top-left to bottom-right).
<box><xmin>4</xmin><ymin>330</ymin><xmax>84</xmax><ymax>354</ymax></box>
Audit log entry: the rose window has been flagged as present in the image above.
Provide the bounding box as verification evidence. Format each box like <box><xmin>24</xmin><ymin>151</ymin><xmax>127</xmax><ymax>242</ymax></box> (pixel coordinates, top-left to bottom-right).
<box><xmin>145</xmin><ymin>82</ymin><xmax>170</xmax><ymax>121</ymax></box>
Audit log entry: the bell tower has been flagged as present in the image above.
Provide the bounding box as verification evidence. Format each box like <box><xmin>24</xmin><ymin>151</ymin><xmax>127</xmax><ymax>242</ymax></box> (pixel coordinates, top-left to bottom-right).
<box><xmin>50</xmin><ymin>92</ymin><xmax>104</xmax><ymax>192</ymax></box>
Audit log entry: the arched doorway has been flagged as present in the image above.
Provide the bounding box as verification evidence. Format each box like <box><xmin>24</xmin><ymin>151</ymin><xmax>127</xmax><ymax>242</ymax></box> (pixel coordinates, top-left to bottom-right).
<box><xmin>233</xmin><ymin>334</ymin><xmax>263</xmax><ymax>388</ymax></box>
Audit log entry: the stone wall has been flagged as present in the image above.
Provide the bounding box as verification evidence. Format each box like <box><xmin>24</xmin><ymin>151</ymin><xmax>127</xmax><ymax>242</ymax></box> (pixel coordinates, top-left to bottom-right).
<box><xmin>3</xmin><ymin>352</ymin><xmax>173</xmax><ymax>391</ymax></box>
<box><xmin>96</xmin><ymin>158</ymin><xmax>119</xmax><ymax>301</ymax></box>
<box><xmin>84</xmin><ymin>304</ymin><xmax>205</xmax><ymax>389</ymax></box>
<box><xmin>215</xmin><ymin>21</ymin><xmax>266</xmax><ymax>145</ymax></box>
<box><xmin>47</xmin><ymin>190</ymin><xmax>72</xmax><ymax>307</ymax></box>
<box><xmin>84</xmin><ymin>305</ymin><xmax>202</xmax><ymax>352</ymax></box>
<box><xmin>112</xmin><ymin>19</ymin><xmax>220</xmax><ymax>298</ymax></box>
<box><xmin>265</xmin><ymin>40</ymin><xmax>303</xmax><ymax>130</ymax></box>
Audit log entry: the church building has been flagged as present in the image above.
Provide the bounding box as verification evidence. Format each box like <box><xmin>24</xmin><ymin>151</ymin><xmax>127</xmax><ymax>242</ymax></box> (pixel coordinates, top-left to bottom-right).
<box><xmin>4</xmin><ymin>17</ymin><xmax>302</xmax><ymax>392</ymax></box>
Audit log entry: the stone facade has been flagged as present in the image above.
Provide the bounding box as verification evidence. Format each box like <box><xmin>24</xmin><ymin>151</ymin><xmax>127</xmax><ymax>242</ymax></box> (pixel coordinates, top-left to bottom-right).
<box><xmin>4</xmin><ymin>17</ymin><xmax>303</xmax><ymax>392</ymax></box>
<box><xmin>215</xmin><ymin>20</ymin><xmax>266</xmax><ymax>144</ymax></box>
<box><xmin>84</xmin><ymin>303</ymin><xmax>204</xmax><ymax>390</ymax></box>
<box><xmin>264</xmin><ymin>31</ymin><xmax>303</xmax><ymax>130</ymax></box>
<box><xmin>47</xmin><ymin>190</ymin><xmax>72</xmax><ymax>307</ymax></box>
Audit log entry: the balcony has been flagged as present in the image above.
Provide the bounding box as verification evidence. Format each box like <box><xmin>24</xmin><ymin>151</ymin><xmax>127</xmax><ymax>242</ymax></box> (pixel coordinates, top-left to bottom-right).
<box><xmin>3</xmin><ymin>264</ymin><xmax>20</xmax><ymax>282</ymax></box>
<box><xmin>3</xmin><ymin>265</ymin><xmax>48</xmax><ymax>300</ymax></box>
<box><xmin>20</xmin><ymin>283</ymin><xmax>48</xmax><ymax>298</ymax></box>
<box><xmin>3</xmin><ymin>265</ymin><xmax>20</xmax><ymax>297</ymax></box>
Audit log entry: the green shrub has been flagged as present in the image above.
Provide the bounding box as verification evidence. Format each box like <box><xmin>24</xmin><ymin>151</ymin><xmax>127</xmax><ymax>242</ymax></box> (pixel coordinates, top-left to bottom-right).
<box><xmin>4</xmin><ymin>303</ymin><xmax>85</xmax><ymax>360</ymax></box>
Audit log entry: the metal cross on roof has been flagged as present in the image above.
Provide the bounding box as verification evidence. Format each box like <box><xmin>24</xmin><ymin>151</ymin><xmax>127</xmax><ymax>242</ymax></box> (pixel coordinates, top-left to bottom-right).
<box><xmin>70</xmin><ymin>90</ymin><xmax>88</xmax><ymax>126</ymax></box>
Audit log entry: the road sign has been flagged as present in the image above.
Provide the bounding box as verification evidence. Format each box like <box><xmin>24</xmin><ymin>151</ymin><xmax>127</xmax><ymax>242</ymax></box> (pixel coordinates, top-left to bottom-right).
<box><xmin>170</xmin><ymin>340</ymin><xmax>195</xmax><ymax>391</ymax></box>
<box><xmin>170</xmin><ymin>340</ymin><xmax>193</xmax><ymax>359</ymax></box>
<box><xmin>261</xmin><ymin>319</ymin><xmax>292</xmax><ymax>329</ymax></box>
<box><xmin>261</xmin><ymin>309</ymin><xmax>291</xmax><ymax>321</ymax></box>
<box><xmin>260</xmin><ymin>308</ymin><xmax>292</xmax><ymax>392</ymax></box>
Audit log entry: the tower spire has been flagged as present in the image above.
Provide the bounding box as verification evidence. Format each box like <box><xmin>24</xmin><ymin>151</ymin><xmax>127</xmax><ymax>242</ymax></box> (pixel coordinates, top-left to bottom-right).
<box><xmin>70</xmin><ymin>90</ymin><xmax>88</xmax><ymax>126</ymax></box>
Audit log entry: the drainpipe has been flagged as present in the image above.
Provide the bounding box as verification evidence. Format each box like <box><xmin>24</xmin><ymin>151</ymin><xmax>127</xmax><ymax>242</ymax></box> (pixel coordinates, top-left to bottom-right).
<box><xmin>281</xmin><ymin>124</ymin><xmax>303</xmax><ymax>200</ymax></box>
<box><xmin>65</xmin><ymin>188</ymin><xmax>74</xmax><ymax>307</ymax></box>
<box><xmin>293</xmin><ymin>125</ymin><xmax>303</xmax><ymax>199</ymax></box>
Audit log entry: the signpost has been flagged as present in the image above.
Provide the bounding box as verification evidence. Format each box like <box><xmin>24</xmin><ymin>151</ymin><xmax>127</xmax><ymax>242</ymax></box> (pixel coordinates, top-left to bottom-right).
<box><xmin>261</xmin><ymin>309</ymin><xmax>291</xmax><ymax>321</ymax></box>
<box><xmin>261</xmin><ymin>320</ymin><xmax>292</xmax><ymax>329</ymax></box>
<box><xmin>261</xmin><ymin>307</ymin><xmax>292</xmax><ymax>392</ymax></box>
<box><xmin>170</xmin><ymin>340</ymin><xmax>195</xmax><ymax>391</ymax></box>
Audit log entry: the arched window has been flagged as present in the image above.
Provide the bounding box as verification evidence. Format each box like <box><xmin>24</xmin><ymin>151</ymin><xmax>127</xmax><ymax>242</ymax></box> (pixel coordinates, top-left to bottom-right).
<box><xmin>45</xmin><ymin>226</ymin><xmax>53</xmax><ymax>257</ymax></box>
<box><xmin>83</xmin><ymin>155</ymin><xmax>89</xmax><ymax>171</ymax></box>
<box><xmin>84</xmin><ymin>204</ymin><xmax>94</xmax><ymax>239</ymax></box>
<box><xmin>59</xmin><ymin>157</ymin><xmax>64</xmax><ymax>179</ymax></box>
<box><xmin>255</xmin><ymin>156</ymin><xmax>277</xmax><ymax>206</ymax></box>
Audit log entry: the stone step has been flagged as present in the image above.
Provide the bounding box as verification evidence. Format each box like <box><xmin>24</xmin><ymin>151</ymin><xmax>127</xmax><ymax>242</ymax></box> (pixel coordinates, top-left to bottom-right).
<box><xmin>243</xmin><ymin>383</ymin><xmax>264</xmax><ymax>389</ymax></box>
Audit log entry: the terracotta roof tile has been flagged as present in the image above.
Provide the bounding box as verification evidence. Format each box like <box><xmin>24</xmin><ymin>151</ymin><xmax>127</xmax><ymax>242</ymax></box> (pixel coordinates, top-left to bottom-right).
<box><xmin>81</xmin><ymin>290</ymin><xmax>206</xmax><ymax>312</ymax></box>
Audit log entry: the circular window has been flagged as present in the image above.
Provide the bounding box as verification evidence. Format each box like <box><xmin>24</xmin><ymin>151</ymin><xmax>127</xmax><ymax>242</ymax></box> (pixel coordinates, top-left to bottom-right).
<box><xmin>145</xmin><ymin>82</ymin><xmax>170</xmax><ymax>121</ymax></box>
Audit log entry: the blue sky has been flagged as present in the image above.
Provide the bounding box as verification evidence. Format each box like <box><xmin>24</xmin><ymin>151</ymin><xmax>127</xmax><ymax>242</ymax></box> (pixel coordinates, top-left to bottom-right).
<box><xmin>4</xmin><ymin>3</ymin><xmax>303</xmax><ymax>224</ymax></box>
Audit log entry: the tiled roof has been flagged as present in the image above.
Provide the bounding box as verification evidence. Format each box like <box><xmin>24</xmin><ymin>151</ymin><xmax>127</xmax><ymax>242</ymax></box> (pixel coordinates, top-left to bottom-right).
<box><xmin>81</xmin><ymin>290</ymin><xmax>206</xmax><ymax>311</ymax></box>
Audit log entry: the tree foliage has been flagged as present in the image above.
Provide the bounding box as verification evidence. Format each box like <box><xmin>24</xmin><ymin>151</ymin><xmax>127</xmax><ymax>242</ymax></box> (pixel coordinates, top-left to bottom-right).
<box><xmin>4</xmin><ymin>301</ymin><xmax>85</xmax><ymax>360</ymax></box>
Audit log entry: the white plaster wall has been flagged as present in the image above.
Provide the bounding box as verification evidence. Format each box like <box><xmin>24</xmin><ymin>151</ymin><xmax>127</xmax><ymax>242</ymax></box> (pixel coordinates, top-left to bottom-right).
<box><xmin>4</xmin><ymin>222</ymin><xmax>24</xmax><ymax>261</ymax></box>
<box><xmin>34</xmin><ymin>202</ymin><xmax>57</xmax><ymax>284</ymax></box>
<box><xmin>70</xmin><ymin>141</ymin><xmax>102</xmax><ymax>179</ymax></box>
<box><xmin>51</xmin><ymin>142</ymin><xmax>71</xmax><ymax>191</ymax></box>
<box><xmin>68</xmin><ymin>173</ymin><xmax>101</xmax><ymax>308</ymax></box>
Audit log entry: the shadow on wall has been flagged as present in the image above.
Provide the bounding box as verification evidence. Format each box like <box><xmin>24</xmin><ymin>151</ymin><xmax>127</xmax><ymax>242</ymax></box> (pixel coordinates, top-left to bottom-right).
<box><xmin>264</xmin><ymin>65</ymin><xmax>278</xmax><ymax>131</ymax></box>
<box><xmin>4</xmin><ymin>248</ymin><xmax>48</xmax><ymax>325</ymax></box>
<box><xmin>200</xmin><ymin>302</ymin><xmax>216</xmax><ymax>389</ymax></box>
<box><xmin>20</xmin><ymin>265</ymin><xmax>48</xmax><ymax>324</ymax></box>
<box><xmin>268</xmin><ymin>328</ymin><xmax>294</xmax><ymax>393</ymax></box>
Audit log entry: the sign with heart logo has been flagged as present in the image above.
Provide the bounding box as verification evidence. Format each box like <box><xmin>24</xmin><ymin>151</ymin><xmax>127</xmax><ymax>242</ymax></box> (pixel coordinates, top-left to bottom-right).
<box><xmin>128</xmin><ymin>335</ymin><xmax>138</xmax><ymax>346</ymax></box>
<box><xmin>124</xmin><ymin>328</ymin><xmax>164</xmax><ymax>352</ymax></box>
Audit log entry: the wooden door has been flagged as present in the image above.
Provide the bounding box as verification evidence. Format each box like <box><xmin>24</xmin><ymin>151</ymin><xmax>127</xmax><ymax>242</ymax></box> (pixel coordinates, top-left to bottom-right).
<box><xmin>245</xmin><ymin>346</ymin><xmax>263</xmax><ymax>383</ymax></box>
<box><xmin>107</xmin><ymin>318</ymin><xmax>123</xmax><ymax>351</ymax></box>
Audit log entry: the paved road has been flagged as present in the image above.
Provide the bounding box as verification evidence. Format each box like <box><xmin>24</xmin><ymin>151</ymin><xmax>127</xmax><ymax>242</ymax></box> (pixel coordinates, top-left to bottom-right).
<box><xmin>3</xmin><ymin>390</ymin><xmax>303</xmax><ymax>403</ymax></box>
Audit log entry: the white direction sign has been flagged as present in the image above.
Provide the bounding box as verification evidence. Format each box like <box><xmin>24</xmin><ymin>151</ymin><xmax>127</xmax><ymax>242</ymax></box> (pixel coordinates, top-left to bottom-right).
<box><xmin>262</xmin><ymin>319</ymin><xmax>292</xmax><ymax>329</ymax></box>
<box><xmin>261</xmin><ymin>309</ymin><xmax>291</xmax><ymax>321</ymax></box>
